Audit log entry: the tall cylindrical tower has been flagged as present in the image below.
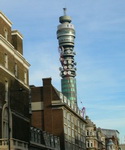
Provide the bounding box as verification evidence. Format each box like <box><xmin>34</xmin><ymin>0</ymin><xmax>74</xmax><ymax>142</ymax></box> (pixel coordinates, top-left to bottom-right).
<box><xmin>57</xmin><ymin>8</ymin><xmax>77</xmax><ymax>104</ymax></box>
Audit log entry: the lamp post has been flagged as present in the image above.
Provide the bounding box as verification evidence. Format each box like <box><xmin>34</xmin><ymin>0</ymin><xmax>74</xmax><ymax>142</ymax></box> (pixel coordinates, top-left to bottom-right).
<box><xmin>8</xmin><ymin>91</ymin><xmax>10</xmax><ymax>150</ymax></box>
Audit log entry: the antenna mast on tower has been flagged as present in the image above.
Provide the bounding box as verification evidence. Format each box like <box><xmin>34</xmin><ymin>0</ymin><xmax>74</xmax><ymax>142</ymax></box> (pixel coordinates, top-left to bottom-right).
<box><xmin>57</xmin><ymin>9</ymin><xmax>77</xmax><ymax>104</ymax></box>
<box><xmin>63</xmin><ymin>8</ymin><xmax>67</xmax><ymax>16</ymax></box>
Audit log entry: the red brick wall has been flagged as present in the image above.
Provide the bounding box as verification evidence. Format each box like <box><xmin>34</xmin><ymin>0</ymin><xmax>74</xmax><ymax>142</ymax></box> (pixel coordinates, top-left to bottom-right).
<box><xmin>31</xmin><ymin>111</ymin><xmax>44</xmax><ymax>130</ymax></box>
<box><xmin>31</xmin><ymin>87</ymin><xmax>43</xmax><ymax>102</ymax></box>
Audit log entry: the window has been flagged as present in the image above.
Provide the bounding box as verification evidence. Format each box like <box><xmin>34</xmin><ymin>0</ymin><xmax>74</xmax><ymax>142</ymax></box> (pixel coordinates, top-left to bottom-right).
<box><xmin>90</xmin><ymin>141</ymin><xmax>93</xmax><ymax>147</ymax></box>
<box><xmin>24</xmin><ymin>71</ymin><xmax>27</xmax><ymax>84</ymax></box>
<box><xmin>64</xmin><ymin>125</ymin><xmax>67</xmax><ymax>134</ymax></box>
<box><xmin>31</xmin><ymin>129</ymin><xmax>34</xmax><ymax>141</ymax></box>
<box><xmin>86</xmin><ymin>130</ymin><xmax>89</xmax><ymax>136</ymax></box>
<box><xmin>68</xmin><ymin>127</ymin><xmax>71</xmax><ymax>136</ymax></box>
<box><xmin>72</xmin><ymin>129</ymin><xmax>75</xmax><ymax>138</ymax></box>
<box><xmin>4</xmin><ymin>54</ymin><xmax>8</xmax><ymax>69</ymax></box>
<box><xmin>86</xmin><ymin>141</ymin><xmax>89</xmax><ymax>148</ymax></box>
<box><xmin>37</xmin><ymin>131</ymin><xmax>41</xmax><ymax>143</ymax></box>
<box><xmin>71</xmin><ymin>115</ymin><xmax>73</xmax><ymax>123</ymax></box>
<box><xmin>2</xmin><ymin>107</ymin><xmax>8</xmax><ymax>138</ymax></box>
<box><xmin>63</xmin><ymin>109</ymin><xmax>66</xmax><ymax>118</ymax></box>
<box><xmin>78</xmin><ymin>120</ymin><xmax>80</xmax><ymax>127</ymax></box>
<box><xmin>4</xmin><ymin>29</ymin><xmax>8</xmax><ymax>40</ymax></box>
<box><xmin>5</xmin><ymin>80</ymin><xmax>8</xmax><ymax>102</ymax></box>
<box><xmin>14</xmin><ymin>63</ymin><xmax>18</xmax><ymax>77</ymax></box>
<box><xmin>75</xmin><ymin>119</ymin><xmax>78</xmax><ymax>126</ymax></box>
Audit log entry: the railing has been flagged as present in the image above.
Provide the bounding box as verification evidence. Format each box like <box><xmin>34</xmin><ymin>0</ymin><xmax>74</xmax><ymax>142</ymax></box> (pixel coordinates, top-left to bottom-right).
<box><xmin>30</xmin><ymin>127</ymin><xmax>60</xmax><ymax>150</ymax></box>
<box><xmin>53</xmin><ymin>92</ymin><xmax>83</xmax><ymax>118</ymax></box>
<box><xmin>0</xmin><ymin>138</ymin><xmax>28</xmax><ymax>150</ymax></box>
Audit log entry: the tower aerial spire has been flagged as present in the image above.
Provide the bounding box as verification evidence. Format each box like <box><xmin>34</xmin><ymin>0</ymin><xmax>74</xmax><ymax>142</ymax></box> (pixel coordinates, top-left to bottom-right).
<box><xmin>57</xmin><ymin>9</ymin><xmax>77</xmax><ymax>104</ymax></box>
<box><xmin>63</xmin><ymin>8</ymin><xmax>67</xmax><ymax>16</ymax></box>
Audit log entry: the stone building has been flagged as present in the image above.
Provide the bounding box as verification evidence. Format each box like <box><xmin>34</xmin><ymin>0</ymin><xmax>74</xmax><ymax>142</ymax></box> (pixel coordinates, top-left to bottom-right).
<box><xmin>31</xmin><ymin>78</ymin><xmax>86</xmax><ymax>150</ymax></box>
<box><xmin>120</xmin><ymin>144</ymin><xmax>125</xmax><ymax>150</ymax></box>
<box><xmin>96</xmin><ymin>128</ymin><xmax>106</xmax><ymax>150</ymax></box>
<box><xmin>85</xmin><ymin>116</ymin><xmax>98</xmax><ymax>150</ymax></box>
<box><xmin>85</xmin><ymin>116</ymin><xmax>106</xmax><ymax>150</ymax></box>
<box><xmin>101</xmin><ymin>129</ymin><xmax>120</xmax><ymax>150</ymax></box>
<box><xmin>0</xmin><ymin>11</ymin><xmax>30</xmax><ymax>150</ymax></box>
<box><xmin>85</xmin><ymin>116</ymin><xmax>120</xmax><ymax>150</ymax></box>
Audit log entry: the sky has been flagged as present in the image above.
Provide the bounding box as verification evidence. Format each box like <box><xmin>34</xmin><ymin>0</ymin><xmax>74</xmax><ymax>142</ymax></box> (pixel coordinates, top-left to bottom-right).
<box><xmin>1</xmin><ymin>0</ymin><xmax>125</xmax><ymax>143</ymax></box>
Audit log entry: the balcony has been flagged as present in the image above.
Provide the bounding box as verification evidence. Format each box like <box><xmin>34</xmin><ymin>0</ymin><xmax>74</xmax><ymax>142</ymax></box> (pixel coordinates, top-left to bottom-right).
<box><xmin>0</xmin><ymin>138</ymin><xmax>28</xmax><ymax>150</ymax></box>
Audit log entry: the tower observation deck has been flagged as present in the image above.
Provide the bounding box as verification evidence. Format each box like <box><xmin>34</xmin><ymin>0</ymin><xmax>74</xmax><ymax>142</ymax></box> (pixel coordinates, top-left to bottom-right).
<box><xmin>57</xmin><ymin>8</ymin><xmax>77</xmax><ymax>104</ymax></box>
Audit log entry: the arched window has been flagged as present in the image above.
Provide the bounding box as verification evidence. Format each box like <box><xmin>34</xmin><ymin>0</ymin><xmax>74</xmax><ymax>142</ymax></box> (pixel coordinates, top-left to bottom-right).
<box><xmin>90</xmin><ymin>141</ymin><xmax>93</xmax><ymax>147</ymax></box>
<box><xmin>86</xmin><ymin>140</ymin><xmax>89</xmax><ymax>148</ymax></box>
<box><xmin>2</xmin><ymin>107</ymin><xmax>8</xmax><ymax>138</ymax></box>
<box><xmin>2</xmin><ymin>105</ymin><xmax>12</xmax><ymax>139</ymax></box>
<box><xmin>86</xmin><ymin>130</ymin><xmax>89</xmax><ymax>136</ymax></box>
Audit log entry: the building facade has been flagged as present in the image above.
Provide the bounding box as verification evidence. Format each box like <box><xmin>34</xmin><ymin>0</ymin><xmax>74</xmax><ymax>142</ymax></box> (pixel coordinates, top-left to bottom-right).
<box><xmin>0</xmin><ymin>12</ymin><xmax>30</xmax><ymax>150</ymax></box>
<box><xmin>85</xmin><ymin>116</ymin><xmax>105</xmax><ymax>150</ymax></box>
<box><xmin>30</xmin><ymin>126</ymin><xmax>60</xmax><ymax>150</ymax></box>
<box><xmin>0</xmin><ymin>10</ymin><xmax>121</xmax><ymax>150</ymax></box>
<box><xmin>101</xmin><ymin>129</ymin><xmax>120</xmax><ymax>150</ymax></box>
<box><xmin>85</xmin><ymin>116</ymin><xmax>120</xmax><ymax>150</ymax></box>
<box><xmin>31</xmin><ymin>78</ymin><xmax>86</xmax><ymax>150</ymax></box>
<box><xmin>31</xmin><ymin>9</ymin><xmax>87</xmax><ymax>150</ymax></box>
<box><xmin>0</xmin><ymin>12</ymin><xmax>60</xmax><ymax>150</ymax></box>
<box><xmin>120</xmin><ymin>144</ymin><xmax>125</xmax><ymax>150</ymax></box>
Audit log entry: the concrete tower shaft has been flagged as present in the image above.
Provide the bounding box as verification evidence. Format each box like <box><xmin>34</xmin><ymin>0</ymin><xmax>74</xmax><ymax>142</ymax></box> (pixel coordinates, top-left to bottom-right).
<box><xmin>57</xmin><ymin>8</ymin><xmax>77</xmax><ymax>104</ymax></box>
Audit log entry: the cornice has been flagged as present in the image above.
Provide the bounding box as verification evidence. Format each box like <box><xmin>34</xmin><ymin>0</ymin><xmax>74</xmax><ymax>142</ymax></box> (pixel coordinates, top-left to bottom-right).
<box><xmin>0</xmin><ymin>11</ymin><xmax>12</xmax><ymax>27</ymax></box>
<box><xmin>0</xmin><ymin>65</ymin><xmax>30</xmax><ymax>89</ymax></box>
<box><xmin>52</xmin><ymin>101</ymin><xmax>87</xmax><ymax>123</ymax></box>
<box><xmin>11</xmin><ymin>30</ymin><xmax>23</xmax><ymax>40</ymax></box>
<box><xmin>0</xmin><ymin>34</ymin><xmax>30</xmax><ymax>68</ymax></box>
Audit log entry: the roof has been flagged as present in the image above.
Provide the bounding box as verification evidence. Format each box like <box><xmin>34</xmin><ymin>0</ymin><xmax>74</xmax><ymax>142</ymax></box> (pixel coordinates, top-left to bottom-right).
<box><xmin>101</xmin><ymin>129</ymin><xmax>119</xmax><ymax>138</ymax></box>
<box><xmin>0</xmin><ymin>11</ymin><xmax>12</xmax><ymax>27</ymax></box>
<box><xmin>85</xmin><ymin>116</ymin><xmax>96</xmax><ymax>127</ymax></box>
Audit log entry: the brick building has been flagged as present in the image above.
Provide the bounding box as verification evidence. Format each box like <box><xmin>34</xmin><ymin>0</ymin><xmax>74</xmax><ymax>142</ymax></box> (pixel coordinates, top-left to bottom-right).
<box><xmin>0</xmin><ymin>12</ymin><xmax>61</xmax><ymax>150</ymax></box>
<box><xmin>31</xmin><ymin>78</ymin><xmax>86</xmax><ymax>150</ymax></box>
<box><xmin>0</xmin><ymin>10</ymin><xmax>121</xmax><ymax>150</ymax></box>
<box><xmin>0</xmin><ymin>11</ymin><xmax>30</xmax><ymax>149</ymax></box>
